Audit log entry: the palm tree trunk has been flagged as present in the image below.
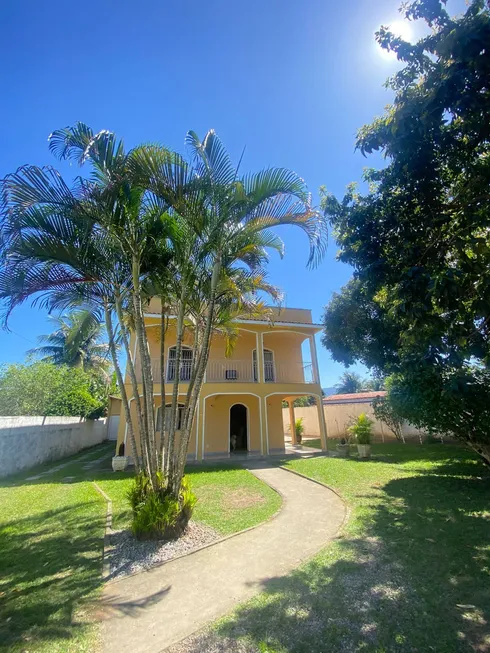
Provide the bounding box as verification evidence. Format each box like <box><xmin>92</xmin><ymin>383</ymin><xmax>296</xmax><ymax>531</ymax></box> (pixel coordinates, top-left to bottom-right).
<box><xmin>165</xmin><ymin>293</ymin><xmax>185</xmax><ymax>480</ymax></box>
<box><xmin>104</xmin><ymin>303</ymin><xmax>140</xmax><ymax>474</ymax></box>
<box><xmin>114</xmin><ymin>291</ymin><xmax>149</xmax><ymax>473</ymax></box>
<box><xmin>131</xmin><ymin>257</ymin><xmax>158</xmax><ymax>486</ymax></box>
<box><xmin>159</xmin><ymin>301</ymin><xmax>167</xmax><ymax>471</ymax></box>
<box><xmin>172</xmin><ymin>255</ymin><xmax>221</xmax><ymax>495</ymax></box>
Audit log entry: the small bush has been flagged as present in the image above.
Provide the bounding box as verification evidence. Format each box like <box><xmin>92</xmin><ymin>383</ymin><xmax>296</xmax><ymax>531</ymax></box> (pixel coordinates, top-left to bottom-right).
<box><xmin>348</xmin><ymin>413</ymin><xmax>373</xmax><ymax>445</ymax></box>
<box><xmin>127</xmin><ymin>473</ymin><xmax>197</xmax><ymax>540</ymax></box>
<box><xmin>295</xmin><ymin>417</ymin><xmax>305</xmax><ymax>443</ymax></box>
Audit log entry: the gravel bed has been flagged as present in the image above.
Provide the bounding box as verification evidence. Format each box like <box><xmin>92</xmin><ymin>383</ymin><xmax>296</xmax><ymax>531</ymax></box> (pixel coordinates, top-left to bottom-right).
<box><xmin>108</xmin><ymin>521</ymin><xmax>220</xmax><ymax>580</ymax></box>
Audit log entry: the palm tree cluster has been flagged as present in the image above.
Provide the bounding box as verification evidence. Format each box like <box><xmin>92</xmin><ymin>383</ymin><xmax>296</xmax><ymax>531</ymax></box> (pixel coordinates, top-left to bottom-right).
<box><xmin>0</xmin><ymin>123</ymin><xmax>326</xmax><ymax>528</ymax></box>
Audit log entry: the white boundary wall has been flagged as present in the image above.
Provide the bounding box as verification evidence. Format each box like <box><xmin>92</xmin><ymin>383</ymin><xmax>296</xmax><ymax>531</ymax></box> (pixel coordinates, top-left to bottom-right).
<box><xmin>0</xmin><ymin>416</ymin><xmax>107</xmax><ymax>478</ymax></box>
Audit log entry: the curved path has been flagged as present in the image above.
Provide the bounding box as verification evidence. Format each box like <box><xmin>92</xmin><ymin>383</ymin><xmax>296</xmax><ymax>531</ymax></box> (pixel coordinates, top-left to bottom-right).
<box><xmin>101</xmin><ymin>462</ymin><xmax>346</xmax><ymax>653</ymax></box>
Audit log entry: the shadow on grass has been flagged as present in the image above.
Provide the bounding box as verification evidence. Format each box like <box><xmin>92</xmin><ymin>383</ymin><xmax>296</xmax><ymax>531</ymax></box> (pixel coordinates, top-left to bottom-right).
<box><xmin>0</xmin><ymin>499</ymin><xmax>171</xmax><ymax>652</ymax></box>
<box><xmin>0</xmin><ymin>503</ymin><xmax>105</xmax><ymax>651</ymax></box>
<box><xmin>212</xmin><ymin>459</ymin><xmax>490</xmax><ymax>652</ymax></box>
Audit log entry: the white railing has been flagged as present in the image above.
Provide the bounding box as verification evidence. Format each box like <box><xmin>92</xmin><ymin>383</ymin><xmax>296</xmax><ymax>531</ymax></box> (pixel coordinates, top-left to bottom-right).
<box><xmin>272</xmin><ymin>361</ymin><xmax>315</xmax><ymax>384</ymax></box>
<box><xmin>135</xmin><ymin>359</ymin><xmax>193</xmax><ymax>383</ymax></box>
<box><xmin>206</xmin><ymin>359</ymin><xmax>255</xmax><ymax>383</ymax></box>
<box><xmin>135</xmin><ymin>359</ymin><xmax>316</xmax><ymax>384</ymax></box>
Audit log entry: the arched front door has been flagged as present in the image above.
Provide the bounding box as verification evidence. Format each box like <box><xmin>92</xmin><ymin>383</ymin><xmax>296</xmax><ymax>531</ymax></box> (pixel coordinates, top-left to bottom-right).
<box><xmin>230</xmin><ymin>404</ymin><xmax>248</xmax><ymax>453</ymax></box>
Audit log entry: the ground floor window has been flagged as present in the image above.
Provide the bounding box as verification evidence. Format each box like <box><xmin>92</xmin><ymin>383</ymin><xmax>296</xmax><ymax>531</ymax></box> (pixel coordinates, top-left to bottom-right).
<box><xmin>156</xmin><ymin>403</ymin><xmax>184</xmax><ymax>431</ymax></box>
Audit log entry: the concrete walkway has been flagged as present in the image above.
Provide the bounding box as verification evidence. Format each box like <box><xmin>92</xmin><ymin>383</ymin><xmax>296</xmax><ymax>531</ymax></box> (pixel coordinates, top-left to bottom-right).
<box><xmin>101</xmin><ymin>462</ymin><xmax>346</xmax><ymax>653</ymax></box>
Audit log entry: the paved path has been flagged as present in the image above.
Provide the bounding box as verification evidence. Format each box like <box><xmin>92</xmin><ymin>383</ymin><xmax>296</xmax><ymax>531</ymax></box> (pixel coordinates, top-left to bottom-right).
<box><xmin>101</xmin><ymin>462</ymin><xmax>346</xmax><ymax>653</ymax></box>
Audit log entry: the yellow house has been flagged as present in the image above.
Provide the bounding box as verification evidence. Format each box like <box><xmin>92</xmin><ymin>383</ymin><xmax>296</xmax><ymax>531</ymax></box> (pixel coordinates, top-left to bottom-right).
<box><xmin>115</xmin><ymin>300</ymin><xmax>327</xmax><ymax>461</ymax></box>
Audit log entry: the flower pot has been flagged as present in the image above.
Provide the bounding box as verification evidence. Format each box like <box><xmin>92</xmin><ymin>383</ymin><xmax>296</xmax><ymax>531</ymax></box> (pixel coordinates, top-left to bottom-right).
<box><xmin>336</xmin><ymin>443</ymin><xmax>350</xmax><ymax>458</ymax></box>
<box><xmin>357</xmin><ymin>444</ymin><xmax>371</xmax><ymax>459</ymax></box>
<box><xmin>112</xmin><ymin>455</ymin><xmax>129</xmax><ymax>472</ymax></box>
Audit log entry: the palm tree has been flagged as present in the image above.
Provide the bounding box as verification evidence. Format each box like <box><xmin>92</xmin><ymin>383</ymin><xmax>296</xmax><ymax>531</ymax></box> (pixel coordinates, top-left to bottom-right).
<box><xmin>28</xmin><ymin>310</ymin><xmax>111</xmax><ymax>374</ymax></box>
<box><xmin>0</xmin><ymin>123</ymin><xmax>327</xmax><ymax>518</ymax></box>
<box><xmin>335</xmin><ymin>371</ymin><xmax>366</xmax><ymax>394</ymax></box>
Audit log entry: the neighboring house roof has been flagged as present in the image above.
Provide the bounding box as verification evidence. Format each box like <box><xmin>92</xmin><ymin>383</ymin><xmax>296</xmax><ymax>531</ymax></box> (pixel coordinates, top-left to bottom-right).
<box><xmin>323</xmin><ymin>391</ymin><xmax>386</xmax><ymax>405</ymax></box>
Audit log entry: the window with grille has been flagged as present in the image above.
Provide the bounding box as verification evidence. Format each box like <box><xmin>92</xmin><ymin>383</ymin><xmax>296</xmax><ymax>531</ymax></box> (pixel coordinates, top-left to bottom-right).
<box><xmin>156</xmin><ymin>404</ymin><xmax>184</xmax><ymax>431</ymax></box>
<box><xmin>167</xmin><ymin>346</ymin><xmax>193</xmax><ymax>382</ymax></box>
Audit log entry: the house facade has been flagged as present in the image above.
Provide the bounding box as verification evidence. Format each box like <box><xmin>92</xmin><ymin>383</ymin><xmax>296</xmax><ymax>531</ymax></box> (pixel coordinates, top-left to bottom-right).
<box><xmin>115</xmin><ymin>299</ymin><xmax>327</xmax><ymax>460</ymax></box>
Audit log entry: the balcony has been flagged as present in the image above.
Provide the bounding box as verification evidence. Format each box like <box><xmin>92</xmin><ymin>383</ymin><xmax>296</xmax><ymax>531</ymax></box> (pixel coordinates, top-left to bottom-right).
<box><xmin>135</xmin><ymin>359</ymin><xmax>316</xmax><ymax>384</ymax></box>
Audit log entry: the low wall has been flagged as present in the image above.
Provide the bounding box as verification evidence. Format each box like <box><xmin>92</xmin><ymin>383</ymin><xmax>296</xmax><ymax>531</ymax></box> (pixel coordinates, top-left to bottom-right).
<box><xmin>282</xmin><ymin>403</ymin><xmax>424</xmax><ymax>442</ymax></box>
<box><xmin>0</xmin><ymin>416</ymin><xmax>108</xmax><ymax>478</ymax></box>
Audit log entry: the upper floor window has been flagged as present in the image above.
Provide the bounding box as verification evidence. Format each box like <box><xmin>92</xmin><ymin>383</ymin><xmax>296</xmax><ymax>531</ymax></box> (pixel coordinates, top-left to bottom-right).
<box><xmin>252</xmin><ymin>349</ymin><xmax>275</xmax><ymax>382</ymax></box>
<box><xmin>167</xmin><ymin>346</ymin><xmax>193</xmax><ymax>382</ymax></box>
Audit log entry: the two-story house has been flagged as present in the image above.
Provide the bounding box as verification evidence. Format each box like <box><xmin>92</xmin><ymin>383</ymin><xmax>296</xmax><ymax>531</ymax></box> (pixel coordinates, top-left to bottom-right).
<box><xmin>114</xmin><ymin>300</ymin><xmax>327</xmax><ymax>461</ymax></box>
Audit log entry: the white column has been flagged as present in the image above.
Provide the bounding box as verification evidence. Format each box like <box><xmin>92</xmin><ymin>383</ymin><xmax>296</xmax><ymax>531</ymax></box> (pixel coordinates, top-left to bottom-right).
<box><xmin>317</xmin><ymin>396</ymin><xmax>328</xmax><ymax>451</ymax></box>
<box><xmin>258</xmin><ymin>332</ymin><xmax>265</xmax><ymax>384</ymax></box>
<box><xmin>288</xmin><ymin>399</ymin><xmax>297</xmax><ymax>445</ymax></box>
<box><xmin>309</xmin><ymin>334</ymin><xmax>321</xmax><ymax>384</ymax></box>
<box><xmin>255</xmin><ymin>332</ymin><xmax>262</xmax><ymax>383</ymax></box>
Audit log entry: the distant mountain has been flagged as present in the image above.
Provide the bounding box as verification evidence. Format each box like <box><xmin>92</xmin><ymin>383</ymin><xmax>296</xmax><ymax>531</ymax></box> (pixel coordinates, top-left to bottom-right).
<box><xmin>322</xmin><ymin>386</ymin><xmax>336</xmax><ymax>397</ymax></box>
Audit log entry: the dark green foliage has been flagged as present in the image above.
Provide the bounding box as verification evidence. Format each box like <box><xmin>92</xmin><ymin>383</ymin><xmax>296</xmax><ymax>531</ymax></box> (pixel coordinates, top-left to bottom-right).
<box><xmin>0</xmin><ymin>361</ymin><xmax>107</xmax><ymax>417</ymax></box>
<box><xmin>127</xmin><ymin>473</ymin><xmax>197</xmax><ymax>540</ymax></box>
<box><xmin>321</xmin><ymin>0</ymin><xmax>490</xmax><ymax>463</ymax></box>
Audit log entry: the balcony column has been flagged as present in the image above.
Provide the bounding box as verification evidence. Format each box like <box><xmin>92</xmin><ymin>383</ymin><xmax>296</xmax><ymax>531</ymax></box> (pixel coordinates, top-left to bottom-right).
<box><xmin>257</xmin><ymin>331</ymin><xmax>265</xmax><ymax>384</ymax></box>
<box><xmin>196</xmin><ymin>395</ymin><xmax>205</xmax><ymax>461</ymax></box>
<box><xmin>309</xmin><ymin>335</ymin><xmax>320</xmax><ymax>384</ymax></box>
<box><xmin>288</xmin><ymin>399</ymin><xmax>297</xmax><ymax>445</ymax></box>
<box><xmin>317</xmin><ymin>396</ymin><xmax>328</xmax><ymax>451</ymax></box>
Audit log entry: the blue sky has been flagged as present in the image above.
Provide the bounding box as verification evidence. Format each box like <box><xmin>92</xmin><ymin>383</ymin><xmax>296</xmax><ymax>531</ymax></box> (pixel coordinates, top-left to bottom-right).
<box><xmin>0</xmin><ymin>0</ymin><xmax>463</xmax><ymax>386</ymax></box>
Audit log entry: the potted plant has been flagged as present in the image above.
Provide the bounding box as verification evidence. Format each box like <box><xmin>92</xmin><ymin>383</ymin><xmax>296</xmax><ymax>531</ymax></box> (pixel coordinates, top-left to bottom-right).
<box><xmin>295</xmin><ymin>417</ymin><xmax>304</xmax><ymax>445</ymax></box>
<box><xmin>348</xmin><ymin>413</ymin><xmax>373</xmax><ymax>459</ymax></box>
<box><xmin>112</xmin><ymin>442</ymin><xmax>129</xmax><ymax>472</ymax></box>
<box><xmin>336</xmin><ymin>437</ymin><xmax>350</xmax><ymax>457</ymax></box>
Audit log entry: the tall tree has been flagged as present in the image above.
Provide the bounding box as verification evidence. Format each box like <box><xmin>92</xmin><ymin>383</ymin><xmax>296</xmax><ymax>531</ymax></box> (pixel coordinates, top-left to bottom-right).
<box><xmin>0</xmin><ymin>124</ymin><xmax>326</xmax><ymax>534</ymax></box>
<box><xmin>28</xmin><ymin>310</ymin><xmax>111</xmax><ymax>375</ymax></box>
<box><xmin>335</xmin><ymin>371</ymin><xmax>366</xmax><ymax>394</ymax></box>
<box><xmin>321</xmin><ymin>0</ymin><xmax>490</xmax><ymax>464</ymax></box>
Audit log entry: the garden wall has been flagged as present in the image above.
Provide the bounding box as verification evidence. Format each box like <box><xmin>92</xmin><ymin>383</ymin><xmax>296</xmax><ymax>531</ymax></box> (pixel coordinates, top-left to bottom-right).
<box><xmin>0</xmin><ymin>416</ymin><xmax>107</xmax><ymax>478</ymax></box>
<box><xmin>282</xmin><ymin>403</ymin><xmax>424</xmax><ymax>442</ymax></box>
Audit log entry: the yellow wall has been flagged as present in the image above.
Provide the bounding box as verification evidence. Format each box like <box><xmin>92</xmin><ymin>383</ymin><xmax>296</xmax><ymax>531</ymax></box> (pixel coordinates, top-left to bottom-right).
<box><xmin>266</xmin><ymin>395</ymin><xmax>286</xmax><ymax>453</ymax></box>
<box><xmin>202</xmin><ymin>393</ymin><xmax>261</xmax><ymax>457</ymax></box>
<box><xmin>116</xmin><ymin>393</ymin><xmax>198</xmax><ymax>460</ymax></box>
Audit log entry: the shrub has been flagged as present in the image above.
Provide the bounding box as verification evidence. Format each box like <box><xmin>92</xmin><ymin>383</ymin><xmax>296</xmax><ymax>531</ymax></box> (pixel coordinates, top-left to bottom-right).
<box><xmin>295</xmin><ymin>417</ymin><xmax>305</xmax><ymax>443</ymax></box>
<box><xmin>348</xmin><ymin>413</ymin><xmax>373</xmax><ymax>445</ymax></box>
<box><xmin>127</xmin><ymin>473</ymin><xmax>197</xmax><ymax>540</ymax></box>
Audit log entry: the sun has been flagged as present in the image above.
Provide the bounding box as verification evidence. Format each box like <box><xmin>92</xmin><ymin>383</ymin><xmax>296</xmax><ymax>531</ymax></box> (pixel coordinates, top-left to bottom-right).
<box><xmin>376</xmin><ymin>19</ymin><xmax>414</xmax><ymax>60</ymax></box>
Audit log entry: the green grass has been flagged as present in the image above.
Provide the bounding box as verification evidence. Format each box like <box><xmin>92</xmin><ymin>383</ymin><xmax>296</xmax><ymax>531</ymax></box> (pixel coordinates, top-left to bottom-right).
<box><xmin>212</xmin><ymin>443</ymin><xmax>490</xmax><ymax>652</ymax></box>
<box><xmin>0</xmin><ymin>443</ymin><xmax>113</xmax><ymax>653</ymax></box>
<box><xmin>98</xmin><ymin>464</ymin><xmax>281</xmax><ymax>535</ymax></box>
<box><xmin>0</xmin><ymin>445</ymin><xmax>281</xmax><ymax>652</ymax></box>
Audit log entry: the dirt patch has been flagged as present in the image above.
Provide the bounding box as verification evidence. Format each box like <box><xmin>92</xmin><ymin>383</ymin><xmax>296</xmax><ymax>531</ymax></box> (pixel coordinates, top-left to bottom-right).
<box><xmin>222</xmin><ymin>490</ymin><xmax>266</xmax><ymax>510</ymax></box>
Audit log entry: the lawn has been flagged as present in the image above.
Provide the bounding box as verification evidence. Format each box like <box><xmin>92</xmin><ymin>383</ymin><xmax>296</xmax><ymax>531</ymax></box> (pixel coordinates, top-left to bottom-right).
<box><xmin>0</xmin><ymin>445</ymin><xmax>280</xmax><ymax>653</ymax></box>
<box><xmin>98</xmin><ymin>464</ymin><xmax>281</xmax><ymax>535</ymax></box>
<box><xmin>208</xmin><ymin>443</ymin><xmax>490</xmax><ymax>653</ymax></box>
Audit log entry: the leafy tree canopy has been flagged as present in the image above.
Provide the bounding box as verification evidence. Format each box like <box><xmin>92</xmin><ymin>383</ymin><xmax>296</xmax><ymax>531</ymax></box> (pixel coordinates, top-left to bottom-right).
<box><xmin>0</xmin><ymin>362</ymin><xmax>107</xmax><ymax>418</ymax></box>
<box><xmin>321</xmin><ymin>0</ymin><xmax>490</xmax><ymax>464</ymax></box>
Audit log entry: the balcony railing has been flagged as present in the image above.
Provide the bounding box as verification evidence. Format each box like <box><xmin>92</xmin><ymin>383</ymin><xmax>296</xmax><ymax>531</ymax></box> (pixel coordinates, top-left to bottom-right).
<box><xmin>206</xmin><ymin>359</ymin><xmax>255</xmax><ymax>383</ymax></box>
<box><xmin>135</xmin><ymin>359</ymin><xmax>316</xmax><ymax>384</ymax></box>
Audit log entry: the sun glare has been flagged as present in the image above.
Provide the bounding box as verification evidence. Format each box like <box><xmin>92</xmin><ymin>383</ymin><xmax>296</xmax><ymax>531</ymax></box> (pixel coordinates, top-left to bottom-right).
<box><xmin>376</xmin><ymin>19</ymin><xmax>414</xmax><ymax>60</ymax></box>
